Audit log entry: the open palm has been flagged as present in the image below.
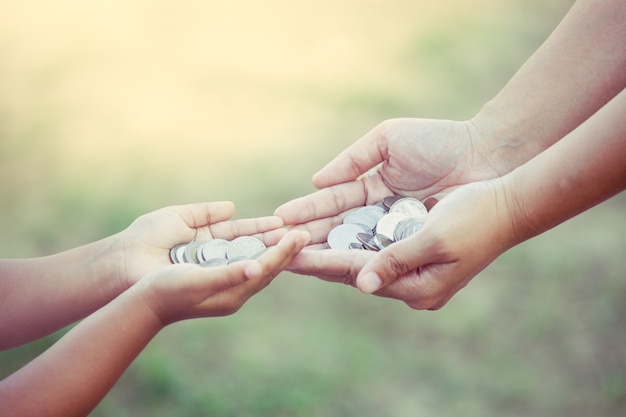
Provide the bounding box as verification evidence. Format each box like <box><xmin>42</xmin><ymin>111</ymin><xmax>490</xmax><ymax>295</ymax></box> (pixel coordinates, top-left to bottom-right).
<box><xmin>276</xmin><ymin>117</ymin><xmax>505</xmax><ymax>242</ymax></box>
<box><xmin>113</xmin><ymin>202</ymin><xmax>287</xmax><ymax>289</ymax></box>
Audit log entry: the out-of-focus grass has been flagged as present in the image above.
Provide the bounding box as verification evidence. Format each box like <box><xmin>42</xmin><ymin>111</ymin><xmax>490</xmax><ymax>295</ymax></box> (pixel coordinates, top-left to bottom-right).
<box><xmin>3</xmin><ymin>0</ymin><xmax>626</xmax><ymax>416</ymax></box>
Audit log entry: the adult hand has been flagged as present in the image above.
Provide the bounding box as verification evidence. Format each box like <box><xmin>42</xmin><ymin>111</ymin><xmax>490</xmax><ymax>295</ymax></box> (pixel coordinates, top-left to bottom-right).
<box><xmin>114</xmin><ymin>201</ymin><xmax>288</xmax><ymax>289</ymax></box>
<box><xmin>286</xmin><ymin>179</ymin><xmax>515</xmax><ymax>310</ymax></box>
<box><xmin>275</xmin><ymin>117</ymin><xmax>517</xmax><ymax>245</ymax></box>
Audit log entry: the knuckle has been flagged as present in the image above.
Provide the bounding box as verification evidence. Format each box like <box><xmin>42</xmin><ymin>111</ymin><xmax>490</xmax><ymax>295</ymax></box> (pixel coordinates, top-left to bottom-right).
<box><xmin>347</xmin><ymin>156</ymin><xmax>364</xmax><ymax>180</ymax></box>
<box><xmin>338</xmin><ymin>253</ymin><xmax>364</xmax><ymax>288</ymax></box>
<box><xmin>421</xmin><ymin>228</ymin><xmax>453</xmax><ymax>261</ymax></box>
<box><xmin>228</xmin><ymin>222</ymin><xmax>242</xmax><ymax>237</ymax></box>
<box><xmin>382</xmin><ymin>252</ymin><xmax>410</xmax><ymax>279</ymax></box>
<box><xmin>342</xmin><ymin>275</ymin><xmax>356</xmax><ymax>287</ymax></box>
<box><xmin>337</xmin><ymin>266</ymin><xmax>359</xmax><ymax>288</ymax></box>
<box><xmin>329</xmin><ymin>186</ymin><xmax>349</xmax><ymax>212</ymax></box>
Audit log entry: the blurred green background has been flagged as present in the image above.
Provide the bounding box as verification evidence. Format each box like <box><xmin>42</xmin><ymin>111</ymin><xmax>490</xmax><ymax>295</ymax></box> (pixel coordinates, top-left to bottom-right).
<box><xmin>1</xmin><ymin>0</ymin><xmax>625</xmax><ymax>416</ymax></box>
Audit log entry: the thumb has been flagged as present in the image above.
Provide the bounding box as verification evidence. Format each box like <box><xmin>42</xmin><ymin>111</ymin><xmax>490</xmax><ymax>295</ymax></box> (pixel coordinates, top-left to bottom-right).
<box><xmin>312</xmin><ymin>124</ymin><xmax>388</xmax><ymax>189</ymax></box>
<box><xmin>355</xmin><ymin>234</ymin><xmax>427</xmax><ymax>294</ymax></box>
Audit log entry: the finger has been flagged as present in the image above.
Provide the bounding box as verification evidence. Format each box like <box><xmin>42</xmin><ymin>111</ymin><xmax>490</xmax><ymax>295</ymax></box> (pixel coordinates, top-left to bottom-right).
<box><xmin>287</xmin><ymin>216</ymin><xmax>343</xmax><ymax>244</ymax></box>
<box><xmin>244</xmin><ymin>230</ymin><xmax>311</xmax><ymax>282</ymax></box>
<box><xmin>189</xmin><ymin>201</ymin><xmax>236</xmax><ymax>228</ymax></box>
<box><xmin>380</xmin><ymin>262</ymin><xmax>464</xmax><ymax>311</ymax></box>
<box><xmin>207</xmin><ymin>215</ymin><xmax>284</xmax><ymax>241</ymax></box>
<box><xmin>253</xmin><ymin>227</ymin><xmax>289</xmax><ymax>247</ymax></box>
<box><xmin>303</xmin><ymin>242</ymin><xmax>330</xmax><ymax>250</ymax></box>
<box><xmin>173</xmin><ymin>201</ymin><xmax>236</xmax><ymax>229</ymax></box>
<box><xmin>157</xmin><ymin>262</ymin><xmax>250</xmax><ymax>296</ymax></box>
<box><xmin>206</xmin><ymin>261</ymin><xmax>264</xmax><ymax>289</ymax></box>
<box><xmin>365</xmin><ymin>267</ymin><xmax>440</xmax><ymax>309</ymax></box>
<box><xmin>145</xmin><ymin>202</ymin><xmax>236</xmax><ymax>248</ymax></box>
<box><xmin>196</xmin><ymin>232</ymin><xmax>309</xmax><ymax>316</ymax></box>
<box><xmin>355</xmin><ymin>232</ymin><xmax>430</xmax><ymax>294</ymax></box>
<box><xmin>274</xmin><ymin>181</ymin><xmax>368</xmax><ymax>225</ymax></box>
<box><xmin>312</xmin><ymin>123</ymin><xmax>388</xmax><ymax>188</ymax></box>
<box><xmin>286</xmin><ymin>248</ymin><xmax>374</xmax><ymax>286</ymax></box>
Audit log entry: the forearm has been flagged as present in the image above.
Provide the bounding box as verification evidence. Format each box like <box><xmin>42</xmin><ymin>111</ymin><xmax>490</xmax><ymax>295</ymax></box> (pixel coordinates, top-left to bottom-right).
<box><xmin>0</xmin><ymin>234</ymin><xmax>125</xmax><ymax>349</ymax></box>
<box><xmin>472</xmin><ymin>0</ymin><xmax>626</xmax><ymax>171</ymax></box>
<box><xmin>0</xmin><ymin>285</ymin><xmax>162</xmax><ymax>417</ymax></box>
<box><xmin>503</xmin><ymin>88</ymin><xmax>626</xmax><ymax>245</ymax></box>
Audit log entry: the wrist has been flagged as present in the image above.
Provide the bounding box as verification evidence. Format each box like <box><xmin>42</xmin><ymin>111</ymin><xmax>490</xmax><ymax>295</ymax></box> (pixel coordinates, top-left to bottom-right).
<box><xmin>83</xmin><ymin>233</ymin><xmax>130</xmax><ymax>303</ymax></box>
<box><xmin>496</xmin><ymin>169</ymin><xmax>545</xmax><ymax>248</ymax></box>
<box><xmin>130</xmin><ymin>270</ymin><xmax>182</xmax><ymax>328</ymax></box>
<box><xmin>468</xmin><ymin>104</ymin><xmax>548</xmax><ymax>176</ymax></box>
<box><xmin>124</xmin><ymin>282</ymin><xmax>168</xmax><ymax>331</ymax></box>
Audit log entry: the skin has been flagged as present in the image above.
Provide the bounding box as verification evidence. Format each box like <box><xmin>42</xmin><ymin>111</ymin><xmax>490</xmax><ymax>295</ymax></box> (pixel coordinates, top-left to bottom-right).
<box><xmin>0</xmin><ymin>201</ymin><xmax>287</xmax><ymax>349</ymax></box>
<box><xmin>279</xmin><ymin>88</ymin><xmax>626</xmax><ymax>310</ymax></box>
<box><xmin>0</xmin><ymin>202</ymin><xmax>310</xmax><ymax>416</ymax></box>
<box><xmin>274</xmin><ymin>0</ymin><xmax>626</xmax><ymax>308</ymax></box>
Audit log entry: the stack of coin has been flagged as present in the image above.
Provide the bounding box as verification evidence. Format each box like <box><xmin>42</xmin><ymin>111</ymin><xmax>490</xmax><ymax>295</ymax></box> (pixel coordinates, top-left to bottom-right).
<box><xmin>326</xmin><ymin>196</ymin><xmax>429</xmax><ymax>251</ymax></box>
<box><xmin>169</xmin><ymin>236</ymin><xmax>267</xmax><ymax>267</ymax></box>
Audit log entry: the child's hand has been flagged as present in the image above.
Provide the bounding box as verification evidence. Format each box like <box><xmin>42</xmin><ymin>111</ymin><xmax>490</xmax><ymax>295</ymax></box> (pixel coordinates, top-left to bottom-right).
<box><xmin>134</xmin><ymin>229</ymin><xmax>310</xmax><ymax>325</ymax></box>
<box><xmin>113</xmin><ymin>201</ymin><xmax>287</xmax><ymax>289</ymax></box>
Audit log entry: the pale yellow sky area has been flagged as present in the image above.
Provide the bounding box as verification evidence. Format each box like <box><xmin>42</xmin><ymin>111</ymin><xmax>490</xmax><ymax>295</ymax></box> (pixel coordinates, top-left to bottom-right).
<box><xmin>0</xmin><ymin>0</ymin><xmax>491</xmax><ymax>169</ymax></box>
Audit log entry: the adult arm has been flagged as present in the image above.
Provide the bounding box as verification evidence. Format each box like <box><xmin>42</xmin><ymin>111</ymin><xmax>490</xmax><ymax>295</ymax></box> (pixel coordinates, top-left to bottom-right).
<box><xmin>276</xmin><ymin>0</ymin><xmax>626</xmax><ymax>234</ymax></box>
<box><xmin>294</xmin><ymin>87</ymin><xmax>626</xmax><ymax>309</ymax></box>
<box><xmin>472</xmin><ymin>0</ymin><xmax>626</xmax><ymax>172</ymax></box>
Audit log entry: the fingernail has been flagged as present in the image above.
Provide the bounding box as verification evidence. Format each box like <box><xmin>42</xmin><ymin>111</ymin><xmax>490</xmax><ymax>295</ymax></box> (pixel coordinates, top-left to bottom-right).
<box><xmin>358</xmin><ymin>272</ymin><xmax>382</xmax><ymax>294</ymax></box>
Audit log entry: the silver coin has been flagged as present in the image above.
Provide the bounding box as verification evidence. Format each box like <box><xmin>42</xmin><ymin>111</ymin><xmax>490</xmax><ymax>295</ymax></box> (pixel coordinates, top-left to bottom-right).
<box><xmin>226</xmin><ymin>236</ymin><xmax>266</xmax><ymax>261</ymax></box>
<box><xmin>343</xmin><ymin>210</ymin><xmax>379</xmax><ymax>232</ymax></box>
<box><xmin>357</xmin><ymin>232</ymin><xmax>380</xmax><ymax>251</ymax></box>
<box><xmin>363</xmin><ymin>204</ymin><xmax>388</xmax><ymax>234</ymax></box>
<box><xmin>358</xmin><ymin>222</ymin><xmax>376</xmax><ymax>233</ymax></box>
<box><xmin>183</xmin><ymin>241</ymin><xmax>204</xmax><ymax>264</ymax></box>
<box><xmin>226</xmin><ymin>255</ymin><xmax>248</xmax><ymax>264</ymax></box>
<box><xmin>389</xmin><ymin>197</ymin><xmax>428</xmax><ymax>220</ymax></box>
<box><xmin>382</xmin><ymin>195</ymin><xmax>403</xmax><ymax>210</ymax></box>
<box><xmin>200</xmin><ymin>238</ymin><xmax>230</xmax><ymax>264</ymax></box>
<box><xmin>361</xmin><ymin>204</ymin><xmax>387</xmax><ymax>220</ymax></box>
<box><xmin>373</xmin><ymin>234</ymin><xmax>394</xmax><ymax>249</ymax></box>
<box><xmin>393</xmin><ymin>217</ymin><xmax>424</xmax><ymax>241</ymax></box>
<box><xmin>199</xmin><ymin>258</ymin><xmax>229</xmax><ymax>267</ymax></box>
<box><xmin>349</xmin><ymin>242</ymin><xmax>364</xmax><ymax>250</ymax></box>
<box><xmin>196</xmin><ymin>246</ymin><xmax>206</xmax><ymax>263</ymax></box>
<box><xmin>169</xmin><ymin>243</ymin><xmax>187</xmax><ymax>264</ymax></box>
<box><xmin>375</xmin><ymin>212</ymin><xmax>409</xmax><ymax>240</ymax></box>
<box><xmin>251</xmin><ymin>248</ymin><xmax>267</xmax><ymax>260</ymax></box>
<box><xmin>327</xmin><ymin>223</ymin><xmax>365</xmax><ymax>249</ymax></box>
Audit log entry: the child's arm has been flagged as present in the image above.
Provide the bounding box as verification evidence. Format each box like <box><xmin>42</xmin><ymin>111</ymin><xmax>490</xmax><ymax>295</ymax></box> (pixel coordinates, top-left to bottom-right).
<box><xmin>0</xmin><ymin>229</ymin><xmax>309</xmax><ymax>417</ymax></box>
<box><xmin>0</xmin><ymin>201</ymin><xmax>286</xmax><ymax>349</ymax></box>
